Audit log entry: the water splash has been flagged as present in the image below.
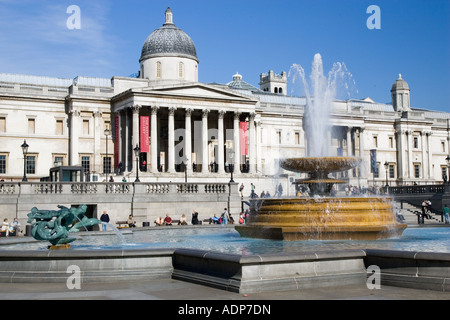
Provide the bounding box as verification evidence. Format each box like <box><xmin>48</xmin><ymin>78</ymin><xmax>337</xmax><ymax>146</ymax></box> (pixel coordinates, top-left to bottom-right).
<box><xmin>100</xmin><ymin>222</ymin><xmax>127</xmax><ymax>244</ymax></box>
<box><xmin>289</xmin><ymin>53</ymin><xmax>355</xmax><ymax>157</ymax></box>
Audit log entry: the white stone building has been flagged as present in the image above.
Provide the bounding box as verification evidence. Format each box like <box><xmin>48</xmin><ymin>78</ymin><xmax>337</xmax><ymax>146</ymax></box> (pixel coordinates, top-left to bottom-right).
<box><xmin>0</xmin><ymin>7</ymin><xmax>449</xmax><ymax>195</ymax></box>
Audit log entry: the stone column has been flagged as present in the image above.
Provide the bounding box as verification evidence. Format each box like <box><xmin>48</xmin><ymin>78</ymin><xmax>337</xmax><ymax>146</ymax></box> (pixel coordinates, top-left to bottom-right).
<box><xmin>407</xmin><ymin>130</ymin><xmax>413</xmax><ymax>179</ymax></box>
<box><xmin>185</xmin><ymin>108</ymin><xmax>193</xmax><ymax>174</ymax></box>
<box><xmin>397</xmin><ymin>129</ymin><xmax>406</xmax><ymax>180</ymax></box>
<box><xmin>150</xmin><ymin>106</ymin><xmax>159</xmax><ymax>173</ymax></box>
<box><xmin>217</xmin><ymin>110</ymin><xmax>225</xmax><ymax>174</ymax></box>
<box><xmin>358</xmin><ymin>127</ymin><xmax>366</xmax><ymax>178</ymax></box>
<box><xmin>426</xmin><ymin>131</ymin><xmax>433</xmax><ymax>179</ymax></box>
<box><xmin>131</xmin><ymin>105</ymin><xmax>141</xmax><ymax>172</ymax></box>
<box><xmin>346</xmin><ymin>127</ymin><xmax>353</xmax><ymax>156</ymax></box>
<box><xmin>112</xmin><ymin>112</ymin><xmax>121</xmax><ymax>172</ymax></box>
<box><xmin>201</xmin><ymin>109</ymin><xmax>210</xmax><ymax>174</ymax></box>
<box><xmin>233</xmin><ymin>112</ymin><xmax>241</xmax><ymax>171</ymax></box>
<box><xmin>421</xmin><ymin>131</ymin><xmax>427</xmax><ymax>180</ymax></box>
<box><xmin>346</xmin><ymin>126</ymin><xmax>353</xmax><ymax>177</ymax></box>
<box><xmin>249</xmin><ymin>112</ymin><xmax>256</xmax><ymax>174</ymax></box>
<box><xmin>167</xmin><ymin>106</ymin><xmax>176</xmax><ymax>173</ymax></box>
<box><xmin>122</xmin><ymin>109</ymin><xmax>131</xmax><ymax>171</ymax></box>
<box><xmin>93</xmin><ymin>111</ymin><xmax>103</xmax><ymax>173</ymax></box>
<box><xmin>256</xmin><ymin>120</ymin><xmax>262</xmax><ymax>174</ymax></box>
<box><xmin>69</xmin><ymin>109</ymin><xmax>80</xmax><ymax>166</ymax></box>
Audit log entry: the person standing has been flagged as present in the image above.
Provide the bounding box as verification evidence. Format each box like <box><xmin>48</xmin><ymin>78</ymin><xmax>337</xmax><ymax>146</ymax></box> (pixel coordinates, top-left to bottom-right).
<box><xmin>100</xmin><ymin>211</ymin><xmax>110</xmax><ymax>231</ymax></box>
<box><xmin>278</xmin><ymin>183</ymin><xmax>283</xmax><ymax>197</ymax></box>
<box><xmin>443</xmin><ymin>204</ymin><xmax>450</xmax><ymax>224</ymax></box>
<box><xmin>221</xmin><ymin>208</ymin><xmax>229</xmax><ymax>225</ymax></box>
<box><xmin>239</xmin><ymin>183</ymin><xmax>244</xmax><ymax>198</ymax></box>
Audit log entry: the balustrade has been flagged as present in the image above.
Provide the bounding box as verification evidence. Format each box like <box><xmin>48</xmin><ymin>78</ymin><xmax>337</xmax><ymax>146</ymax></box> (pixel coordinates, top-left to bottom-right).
<box><xmin>0</xmin><ymin>181</ymin><xmax>235</xmax><ymax>196</ymax></box>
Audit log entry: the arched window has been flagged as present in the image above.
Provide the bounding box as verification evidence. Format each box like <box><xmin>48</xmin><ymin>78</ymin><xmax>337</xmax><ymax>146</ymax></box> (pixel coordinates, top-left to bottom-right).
<box><xmin>279</xmin><ymin>87</ymin><xmax>283</xmax><ymax>94</ymax></box>
<box><xmin>156</xmin><ymin>61</ymin><xmax>162</xmax><ymax>78</ymax></box>
<box><xmin>179</xmin><ymin>62</ymin><xmax>184</xmax><ymax>79</ymax></box>
<box><xmin>274</xmin><ymin>87</ymin><xmax>278</xmax><ymax>94</ymax></box>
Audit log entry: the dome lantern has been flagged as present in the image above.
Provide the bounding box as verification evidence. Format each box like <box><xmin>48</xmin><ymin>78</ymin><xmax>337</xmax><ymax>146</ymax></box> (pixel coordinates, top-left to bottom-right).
<box><xmin>391</xmin><ymin>74</ymin><xmax>411</xmax><ymax>112</ymax></box>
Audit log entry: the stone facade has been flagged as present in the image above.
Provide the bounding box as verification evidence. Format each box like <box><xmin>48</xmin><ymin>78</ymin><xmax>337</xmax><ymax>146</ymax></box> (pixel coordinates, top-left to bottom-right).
<box><xmin>0</xmin><ymin>8</ymin><xmax>449</xmax><ymax>198</ymax></box>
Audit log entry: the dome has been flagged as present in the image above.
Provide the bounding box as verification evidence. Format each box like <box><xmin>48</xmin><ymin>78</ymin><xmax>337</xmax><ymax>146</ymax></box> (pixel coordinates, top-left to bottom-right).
<box><xmin>391</xmin><ymin>74</ymin><xmax>409</xmax><ymax>91</ymax></box>
<box><xmin>227</xmin><ymin>72</ymin><xmax>261</xmax><ymax>92</ymax></box>
<box><xmin>140</xmin><ymin>8</ymin><xmax>198</xmax><ymax>63</ymax></box>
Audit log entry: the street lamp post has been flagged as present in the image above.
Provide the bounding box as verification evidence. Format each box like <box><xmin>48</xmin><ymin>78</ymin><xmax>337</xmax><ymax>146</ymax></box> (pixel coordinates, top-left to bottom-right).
<box><xmin>134</xmin><ymin>145</ymin><xmax>140</xmax><ymax>182</ymax></box>
<box><xmin>182</xmin><ymin>156</ymin><xmax>189</xmax><ymax>184</ymax></box>
<box><xmin>228</xmin><ymin>149</ymin><xmax>235</xmax><ymax>183</ymax></box>
<box><xmin>384</xmin><ymin>161</ymin><xmax>389</xmax><ymax>187</ymax></box>
<box><xmin>21</xmin><ymin>140</ymin><xmax>29</xmax><ymax>182</ymax></box>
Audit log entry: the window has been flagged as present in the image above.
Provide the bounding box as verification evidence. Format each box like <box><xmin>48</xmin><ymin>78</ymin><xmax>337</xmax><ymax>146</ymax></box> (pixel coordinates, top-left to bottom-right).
<box><xmin>374</xmin><ymin>162</ymin><xmax>380</xmax><ymax>178</ymax></box>
<box><xmin>54</xmin><ymin>156</ymin><xmax>64</xmax><ymax>167</ymax></box>
<box><xmin>414</xmin><ymin>164</ymin><xmax>420</xmax><ymax>179</ymax></box>
<box><xmin>83</xmin><ymin>119</ymin><xmax>90</xmax><ymax>135</ymax></box>
<box><xmin>442</xmin><ymin>166</ymin><xmax>448</xmax><ymax>180</ymax></box>
<box><xmin>103</xmin><ymin>157</ymin><xmax>111</xmax><ymax>174</ymax></box>
<box><xmin>442</xmin><ymin>141</ymin><xmax>446</xmax><ymax>153</ymax></box>
<box><xmin>389</xmin><ymin>164</ymin><xmax>395</xmax><ymax>179</ymax></box>
<box><xmin>56</xmin><ymin>119</ymin><xmax>63</xmax><ymax>135</ymax></box>
<box><xmin>413</xmin><ymin>136</ymin><xmax>419</xmax><ymax>149</ymax></box>
<box><xmin>81</xmin><ymin>156</ymin><xmax>90</xmax><ymax>173</ymax></box>
<box><xmin>277</xmin><ymin>131</ymin><xmax>281</xmax><ymax>144</ymax></box>
<box><xmin>156</xmin><ymin>61</ymin><xmax>162</xmax><ymax>78</ymax></box>
<box><xmin>28</xmin><ymin>118</ymin><xmax>35</xmax><ymax>134</ymax></box>
<box><xmin>0</xmin><ymin>117</ymin><xmax>5</xmax><ymax>133</ymax></box>
<box><xmin>26</xmin><ymin>155</ymin><xmax>36</xmax><ymax>174</ymax></box>
<box><xmin>0</xmin><ymin>154</ymin><xmax>6</xmax><ymax>174</ymax></box>
<box><xmin>389</xmin><ymin>136</ymin><xmax>394</xmax><ymax>148</ymax></box>
<box><xmin>373</xmin><ymin>136</ymin><xmax>378</xmax><ymax>148</ymax></box>
<box><xmin>178</xmin><ymin>62</ymin><xmax>184</xmax><ymax>78</ymax></box>
<box><xmin>295</xmin><ymin>132</ymin><xmax>300</xmax><ymax>145</ymax></box>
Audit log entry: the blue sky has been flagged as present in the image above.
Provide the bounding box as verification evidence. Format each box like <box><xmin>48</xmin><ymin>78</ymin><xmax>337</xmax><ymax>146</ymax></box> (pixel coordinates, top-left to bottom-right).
<box><xmin>0</xmin><ymin>0</ymin><xmax>448</xmax><ymax>112</ymax></box>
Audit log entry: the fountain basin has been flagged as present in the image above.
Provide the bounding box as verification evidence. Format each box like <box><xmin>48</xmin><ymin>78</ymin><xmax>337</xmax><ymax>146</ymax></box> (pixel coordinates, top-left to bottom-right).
<box><xmin>235</xmin><ymin>197</ymin><xmax>407</xmax><ymax>241</ymax></box>
<box><xmin>280</xmin><ymin>157</ymin><xmax>361</xmax><ymax>173</ymax></box>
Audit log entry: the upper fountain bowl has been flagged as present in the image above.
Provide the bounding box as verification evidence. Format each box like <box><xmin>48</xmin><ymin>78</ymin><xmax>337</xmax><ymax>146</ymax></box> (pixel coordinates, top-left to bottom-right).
<box><xmin>280</xmin><ymin>157</ymin><xmax>361</xmax><ymax>174</ymax></box>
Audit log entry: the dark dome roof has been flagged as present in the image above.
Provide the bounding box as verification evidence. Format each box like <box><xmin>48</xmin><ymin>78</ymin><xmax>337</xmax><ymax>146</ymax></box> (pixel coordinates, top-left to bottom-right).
<box><xmin>140</xmin><ymin>8</ymin><xmax>198</xmax><ymax>62</ymax></box>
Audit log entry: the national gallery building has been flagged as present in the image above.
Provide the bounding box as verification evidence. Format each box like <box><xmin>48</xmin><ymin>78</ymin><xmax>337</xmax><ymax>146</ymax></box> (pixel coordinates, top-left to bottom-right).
<box><xmin>0</xmin><ymin>8</ymin><xmax>449</xmax><ymax>194</ymax></box>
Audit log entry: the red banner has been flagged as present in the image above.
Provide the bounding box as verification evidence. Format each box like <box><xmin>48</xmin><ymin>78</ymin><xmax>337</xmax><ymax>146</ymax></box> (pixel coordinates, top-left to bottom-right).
<box><xmin>240</xmin><ymin>121</ymin><xmax>248</xmax><ymax>156</ymax></box>
<box><xmin>140</xmin><ymin>116</ymin><xmax>149</xmax><ymax>153</ymax></box>
<box><xmin>114</xmin><ymin>116</ymin><xmax>120</xmax><ymax>168</ymax></box>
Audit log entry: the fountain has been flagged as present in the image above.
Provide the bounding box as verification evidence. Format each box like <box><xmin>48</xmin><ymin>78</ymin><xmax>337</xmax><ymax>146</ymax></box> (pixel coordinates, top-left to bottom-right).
<box><xmin>26</xmin><ymin>204</ymin><xmax>100</xmax><ymax>249</ymax></box>
<box><xmin>236</xmin><ymin>54</ymin><xmax>407</xmax><ymax>241</ymax></box>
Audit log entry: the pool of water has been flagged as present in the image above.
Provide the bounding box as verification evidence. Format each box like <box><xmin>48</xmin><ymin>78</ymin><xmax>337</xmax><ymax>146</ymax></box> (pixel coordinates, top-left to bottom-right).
<box><xmin>1</xmin><ymin>226</ymin><xmax>449</xmax><ymax>254</ymax></box>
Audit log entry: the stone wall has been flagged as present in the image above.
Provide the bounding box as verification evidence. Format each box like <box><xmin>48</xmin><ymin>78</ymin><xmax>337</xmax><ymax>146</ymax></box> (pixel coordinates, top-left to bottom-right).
<box><xmin>0</xmin><ymin>182</ymin><xmax>241</xmax><ymax>227</ymax></box>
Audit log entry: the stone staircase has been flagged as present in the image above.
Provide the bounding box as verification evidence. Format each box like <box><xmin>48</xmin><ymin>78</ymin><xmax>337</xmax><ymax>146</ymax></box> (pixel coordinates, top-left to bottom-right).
<box><xmin>393</xmin><ymin>201</ymin><xmax>444</xmax><ymax>225</ymax></box>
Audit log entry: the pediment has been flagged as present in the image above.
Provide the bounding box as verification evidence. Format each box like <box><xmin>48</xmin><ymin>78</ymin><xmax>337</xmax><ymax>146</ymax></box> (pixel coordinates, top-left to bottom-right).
<box><xmin>139</xmin><ymin>83</ymin><xmax>257</xmax><ymax>102</ymax></box>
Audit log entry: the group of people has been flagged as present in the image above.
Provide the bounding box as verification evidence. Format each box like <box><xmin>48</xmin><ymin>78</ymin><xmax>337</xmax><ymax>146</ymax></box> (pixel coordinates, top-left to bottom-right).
<box><xmin>155</xmin><ymin>211</ymin><xmax>201</xmax><ymax>226</ymax></box>
<box><xmin>208</xmin><ymin>208</ymin><xmax>233</xmax><ymax>225</ymax></box>
<box><xmin>242</xmin><ymin>183</ymin><xmax>283</xmax><ymax>199</ymax></box>
<box><xmin>420</xmin><ymin>199</ymin><xmax>433</xmax><ymax>223</ymax></box>
<box><xmin>419</xmin><ymin>200</ymin><xmax>450</xmax><ymax>225</ymax></box>
<box><xmin>0</xmin><ymin>218</ymin><xmax>21</xmax><ymax>236</ymax></box>
<box><xmin>208</xmin><ymin>209</ymin><xmax>250</xmax><ymax>225</ymax></box>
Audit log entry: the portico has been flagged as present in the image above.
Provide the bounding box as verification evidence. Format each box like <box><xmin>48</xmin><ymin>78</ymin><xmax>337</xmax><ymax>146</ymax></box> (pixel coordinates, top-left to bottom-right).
<box><xmin>111</xmin><ymin>83</ymin><xmax>261</xmax><ymax>179</ymax></box>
